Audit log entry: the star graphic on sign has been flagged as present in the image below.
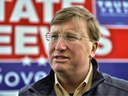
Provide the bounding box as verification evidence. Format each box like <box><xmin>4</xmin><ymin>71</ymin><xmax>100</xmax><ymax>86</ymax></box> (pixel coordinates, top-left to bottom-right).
<box><xmin>37</xmin><ymin>56</ymin><xmax>48</xmax><ymax>66</ymax></box>
<box><xmin>22</xmin><ymin>56</ymin><xmax>31</xmax><ymax>66</ymax></box>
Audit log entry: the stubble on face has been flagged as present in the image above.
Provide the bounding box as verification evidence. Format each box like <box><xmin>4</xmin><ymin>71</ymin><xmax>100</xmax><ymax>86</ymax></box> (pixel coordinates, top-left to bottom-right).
<box><xmin>48</xmin><ymin>18</ymin><xmax>93</xmax><ymax>76</ymax></box>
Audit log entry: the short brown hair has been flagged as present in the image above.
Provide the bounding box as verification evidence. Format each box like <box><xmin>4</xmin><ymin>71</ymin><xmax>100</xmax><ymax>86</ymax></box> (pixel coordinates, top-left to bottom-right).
<box><xmin>50</xmin><ymin>6</ymin><xmax>101</xmax><ymax>42</ymax></box>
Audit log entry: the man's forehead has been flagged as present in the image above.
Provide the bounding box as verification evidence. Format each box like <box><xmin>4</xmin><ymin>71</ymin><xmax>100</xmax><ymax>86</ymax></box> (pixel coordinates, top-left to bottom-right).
<box><xmin>50</xmin><ymin>21</ymin><xmax>78</xmax><ymax>33</ymax></box>
<box><xmin>50</xmin><ymin>18</ymin><xmax>87</xmax><ymax>36</ymax></box>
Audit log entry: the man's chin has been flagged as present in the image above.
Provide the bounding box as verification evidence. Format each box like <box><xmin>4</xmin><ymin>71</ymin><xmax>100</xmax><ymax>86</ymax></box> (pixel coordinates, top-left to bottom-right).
<box><xmin>55</xmin><ymin>68</ymin><xmax>66</xmax><ymax>73</ymax></box>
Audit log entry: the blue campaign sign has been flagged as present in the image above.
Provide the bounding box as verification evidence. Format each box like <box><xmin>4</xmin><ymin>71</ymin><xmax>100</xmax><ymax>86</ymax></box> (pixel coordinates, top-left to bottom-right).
<box><xmin>0</xmin><ymin>61</ymin><xmax>51</xmax><ymax>90</ymax></box>
<box><xmin>99</xmin><ymin>61</ymin><xmax>128</xmax><ymax>81</ymax></box>
<box><xmin>95</xmin><ymin>0</ymin><xmax>128</xmax><ymax>26</ymax></box>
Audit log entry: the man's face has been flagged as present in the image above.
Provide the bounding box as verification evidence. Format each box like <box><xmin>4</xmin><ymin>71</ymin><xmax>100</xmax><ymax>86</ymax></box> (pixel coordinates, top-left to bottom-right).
<box><xmin>48</xmin><ymin>19</ymin><xmax>97</xmax><ymax>75</ymax></box>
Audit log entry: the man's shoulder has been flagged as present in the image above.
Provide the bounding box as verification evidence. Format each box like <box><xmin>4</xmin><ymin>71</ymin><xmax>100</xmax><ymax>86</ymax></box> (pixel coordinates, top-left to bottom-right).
<box><xmin>19</xmin><ymin>83</ymin><xmax>33</xmax><ymax>95</ymax></box>
<box><xmin>102</xmin><ymin>73</ymin><xmax>128</xmax><ymax>92</ymax></box>
<box><xmin>18</xmin><ymin>70</ymin><xmax>55</xmax><ymax>95</ymax></box>
<box><xmin>19</xmin><ymin>75</ymin><xmax>49</xmax><ymax>95</ymax></box>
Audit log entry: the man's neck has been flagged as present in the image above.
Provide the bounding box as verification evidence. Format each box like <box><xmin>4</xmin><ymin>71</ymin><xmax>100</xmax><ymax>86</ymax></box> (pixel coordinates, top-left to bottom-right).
<box><xmin>56</xmin><ymin>68</ymin><xmax>89</xmax><ymax>93</ymax></box>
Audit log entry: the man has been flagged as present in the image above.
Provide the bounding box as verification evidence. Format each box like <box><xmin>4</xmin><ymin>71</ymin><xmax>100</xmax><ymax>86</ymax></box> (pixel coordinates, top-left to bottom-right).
<box><xmin>19</xmin><ymin>6</ymin><xmax>128</xmax><ymax>96</ymax></box>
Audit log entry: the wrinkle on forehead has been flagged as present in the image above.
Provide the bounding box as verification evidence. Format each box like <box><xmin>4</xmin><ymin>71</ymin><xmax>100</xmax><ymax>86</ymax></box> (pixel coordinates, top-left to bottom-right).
<box><xmin>50</xmin><ymin>17</ymin><xmax>87</xmax><ymax>36</ymax></box>
<box><xmin>50</xmin><ymin>20</ymin><xmax>78</xmax><ymax>34</ymax></box>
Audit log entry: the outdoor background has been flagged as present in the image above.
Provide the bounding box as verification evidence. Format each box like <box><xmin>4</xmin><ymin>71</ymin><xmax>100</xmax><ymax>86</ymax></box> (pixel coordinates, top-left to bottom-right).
<box><xmin>0</xmin><ymin>0</ymin><xmax>128</xmax><ymax>96</ymax></box>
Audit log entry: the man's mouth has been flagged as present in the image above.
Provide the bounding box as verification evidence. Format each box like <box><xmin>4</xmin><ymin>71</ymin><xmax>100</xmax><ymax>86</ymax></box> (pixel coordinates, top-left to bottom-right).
<box><xmin>54</xmin><ymin>55</ymin><xmax>69</xmax><ymax>59</ymax></box>
<box><xmin>56</xmin><ymin>57</ymin><xmax>65</xmax><ymax>59</ymax></box>
<box><xmin>53</xmin><ymin>55</ymin><xmax>69</xmax><ymax>62</ymax></box>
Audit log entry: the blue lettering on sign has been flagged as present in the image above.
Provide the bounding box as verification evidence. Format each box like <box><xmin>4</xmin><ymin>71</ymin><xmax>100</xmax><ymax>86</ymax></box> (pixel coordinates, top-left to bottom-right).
<box><xmin>0</xmin><ymin>62</ymin><xmax>51</xmax><ymax>90</ymax></box>
<box><xmin>95</xmin><ymin>0</ymin><xmax>128</xmax><ymax>25</ymax></box>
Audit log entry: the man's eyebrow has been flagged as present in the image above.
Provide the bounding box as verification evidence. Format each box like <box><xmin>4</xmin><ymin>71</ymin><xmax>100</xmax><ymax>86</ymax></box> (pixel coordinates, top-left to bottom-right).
<box><xmin>64</xmin><ymin>31</ymin><xmax>76</xmax><ymax>35</ymax></box>
<box><xmin>51</xmin><ymin>31</ymin><xmax>59</xmax><ymax>34</ymax></box>
<box><xmin>51</xmin><ymin>29</ymin><xmax>78</xmax><ymax>34</ymax></box>
<box><xmin>64</xmin><ymin>30</ymin><xmax>78</xmax><ymax>34</ymax></box>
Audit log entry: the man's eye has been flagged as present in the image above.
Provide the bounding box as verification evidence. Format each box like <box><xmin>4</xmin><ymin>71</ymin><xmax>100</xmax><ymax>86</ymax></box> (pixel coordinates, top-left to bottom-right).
<box><xmin>51</xmin><ymin>34</ymin><xmax>58</xmax><ymax>39</ymax></box>
<box><xmin>66</xmin><ymin>35</ymin><xmax>78</xmax><ymax>40</ymax></box>
<box><xmin>67</xmin><ymin>36</ymin><xmax>75</xmax><ymax>38</ymax></box>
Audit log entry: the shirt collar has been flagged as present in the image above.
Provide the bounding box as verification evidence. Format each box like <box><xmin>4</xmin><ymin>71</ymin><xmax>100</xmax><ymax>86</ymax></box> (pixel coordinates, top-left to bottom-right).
<box><xmin>55</xmin><ymin>62</ymin><xmax>93</xmax><ymax>87</ymax></box>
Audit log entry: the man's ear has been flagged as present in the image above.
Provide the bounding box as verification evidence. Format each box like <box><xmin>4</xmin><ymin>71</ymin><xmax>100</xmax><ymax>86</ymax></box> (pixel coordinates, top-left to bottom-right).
<box><xmin>89</xmin><ymin>41</ymin><xmax>99</xmax><ymax>58</ymax></box>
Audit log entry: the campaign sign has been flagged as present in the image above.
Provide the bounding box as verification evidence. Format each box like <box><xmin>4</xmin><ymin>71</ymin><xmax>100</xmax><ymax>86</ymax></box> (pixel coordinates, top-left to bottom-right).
<box><xmin>95</xmin><ymin>0</ymin><xmax>128</xmax><ymax>26</ymax></box>
<box><xmin>0</xmin><ymin>60</ymin><xmax>50</xmax><ymax>90</ymax></box>
<box><xmin>99</xmin><ymin>61</ymin><xmax>128</xmax><ymax>81</ymax></box>
<box><xmin>0</xmin><ymin>0</ymin><xmax>128</xmax><ymax>96</ymax></box>
<box><xmin>0</xmin><ymin>0</ymin><xmax>91</xmax><ymax>96</ymax></box>
<box><xmin>95</xmin><ymin>27</ymin><xmax>128</xmax><ymax>59</ymax></box>
<box><xmin>0</xmin><ymin>60</ymin><xmax>51</xmax><ymax>96</ymax></box>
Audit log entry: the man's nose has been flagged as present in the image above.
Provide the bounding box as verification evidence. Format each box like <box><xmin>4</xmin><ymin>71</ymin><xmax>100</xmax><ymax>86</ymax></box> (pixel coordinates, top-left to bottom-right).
<box><xmin>55</xmin><ymin>37</ymin><xmax>67</xmax><ymax>51</ymax></box>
